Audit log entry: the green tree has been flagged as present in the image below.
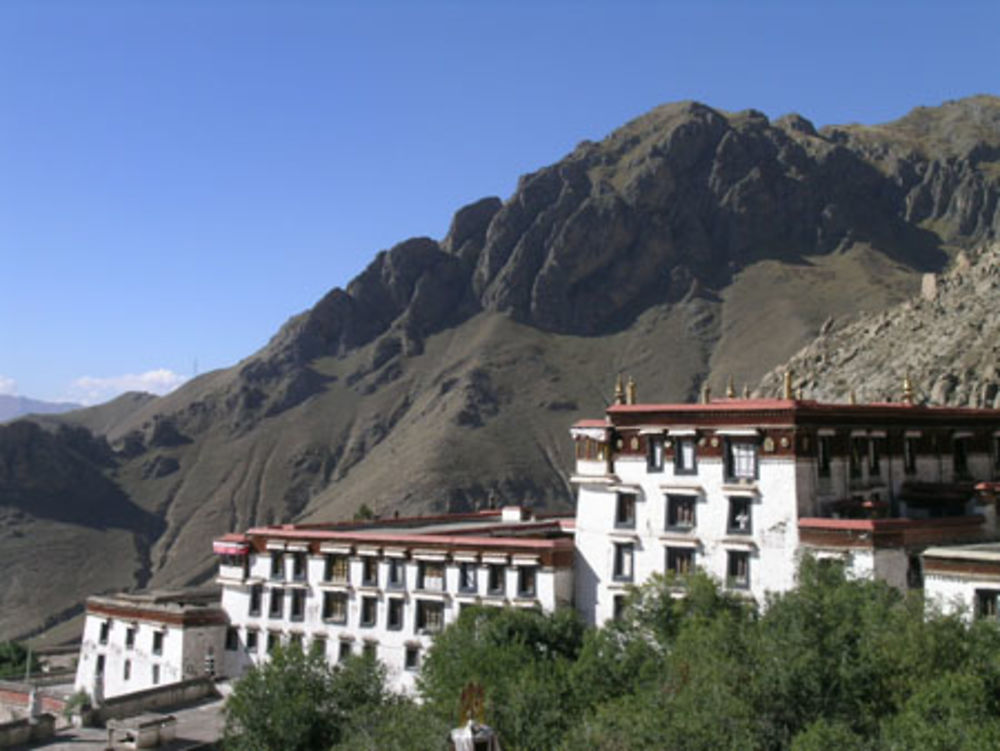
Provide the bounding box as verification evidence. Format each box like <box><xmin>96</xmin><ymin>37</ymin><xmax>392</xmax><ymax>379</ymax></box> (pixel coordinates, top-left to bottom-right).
<box><xmin>0</xmin><ymin>641</ymin><xmax>39</xmax><ymax>680</ymax></box>
<box><xmin>223</xmin><ymin>646</ymin><xmax>385</xmax><ymax>751</ymax></box>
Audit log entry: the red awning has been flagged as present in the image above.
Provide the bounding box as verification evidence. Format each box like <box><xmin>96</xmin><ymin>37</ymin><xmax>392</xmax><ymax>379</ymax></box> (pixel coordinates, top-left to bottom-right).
<box><xmin>213</xmin><ymin>541</ymin><xmax>249</xmax><ymax>555</ymax></box>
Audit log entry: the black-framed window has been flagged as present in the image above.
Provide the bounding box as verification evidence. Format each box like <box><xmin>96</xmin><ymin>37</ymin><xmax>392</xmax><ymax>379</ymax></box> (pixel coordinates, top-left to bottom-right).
<box><xmin>993</xmin><ymin>437</ymin><xmax>1000</xmax><ymax>476</ymax></box>
<box><xmin>416</xmin><ymin>600</ymin><xmax>444</xmax><ymax>634</ymax></box>
<box><xmin>270</xmin><ymin>552</ymin><xmax>284</xmax><ymax>580</ymax></box>
<box><xmin>225</xmin><ymin>627</ymin><xmax>239</xmax><ymax>651</ymax></box>
<box><xmin>405</xmin><ymin>645</ymin><xmax>421</xmax><ymax>671</ymax></box>
<box><xmin>125</xmin><ymin>626</ymin><xmax>136</xmax><ymax>650</ymax></box>
<box><xmin>647</xmin><ymin>436</ymin><xmax>664</xmax><ymax>473</ymax></box>
<box><xmin>615</xmin><ymin>492</ymin><xmax>636</xmax><ymax>529</ymax></box>
<box><xmin>817</xmin><ymin>435</ymin><xmax>832</xmax><ymax>478</ymax></box>
<box><xmin>727</xmin><ymin>496</ymin><xmax>752</xmax><ymax>535</ymax></box>
<box><xmin>665</xmin><ymin>547</ymin><xmax>694</xmax><ymax>578</ymax></box>
<box><xmin>518</xmin><ymin>566</ymin><xmax>537</xmax><ymax>597</ymax></box>
<box><xmin>726</xmin><ymin>550</ymin><xmax>750</xmax><ymax>590</ymax></box>
<box><xmin>612</xmin><ymin>594</ymin><xmax>627</xmax><ymax>621</ymax></box>
<box><xmin>387</xmin><ymin>598</ymin><xmax>404</xmax><ymax>630</ymax></box>
<box><xmin>268</xmin><ymin>588</ymin><xmax>284</xmax><ymax>618</ymax></box>
<box><xmin>291</xmin><ymin>552</ymin><xmax>307</xmax><ymax>581</ymax></box>
<box><xmin>387</xmin><ymin>558</ymin><xmax>405</xmax><ymax>589</ymax></box>
<box><xmin>324</xmin><ymin>554</ymin><xmax>350</xmax><ymax>583</ymax></box>
<box><xmin>613</xmin><ymin>543</ymin><xmax>634</xmax><ymax>582</ymax></box>
<box><xmin>417</xmin><ymin>561</ymin><xmax>445</xmax><ymax>591</ymax></box>
<box><xmin>976</xmin><ymin>589</ymin><xmax>1000</xmax><ymax>619</ymax></box>
<box><xmin>362</xmin><ymin>557</ymin><xmax>379</xmax><ymax>587</ymax></box>
<box><xmin>245</xmin><ymin>629</ymin><xmax>258</xmax><ymax>653</ymax></box>
<box><xmin>151</xmin><ymin>664</ymin><xmax>159</xmax><ymax>684</ymax></box>
<box><xmin>95</xmin><ymin>655</ymin><xmax>105</xmax><ymax>677</ymax></box>
<box><xmin>99</xmin><ymin>620</ymin><xmax>110</xmax><ymax>645</ymax></box>
<box><xmin>725</xmin><ymin>440</ymin><xmax>758</xmax><ymax>481</ymax></box>
<box><xmin>288</xmin><ymin>633</ymin><xmax>303</xmax><ymax>651</ymax></box>
<box><xmin>953</xmin><ymin>437</ymin><xmax>970</xmax><ymax>479</ymax></box>
<box><xmin>674</xmin><ymin>438</ymin><xmax>697</xmax><ymax>475</ymax></box>
<box><xmin>123</xmin><ymin>659</ymin><xmax>131</xmax><ymax>681</ymax></box>
<box><xmin>363</xmin><ymin>641</ymin><xmax>377</xmax><ymax>659</ymax></box>
<box><xmin>360</xmin><ymin>596</ymin><xmax>377</xmax><ymax>627</ymax></box>
<box><xmin>850</xmin><ymin>438</ymin><xmax>866</xmax><ymax>479</ymax></box>
<box><xmin>290</xmin><ymin>589</ymin><xmax>306</xmax><ymax>621</ymax></box>
<box><xmin>458</xmin><ymin>562</ymin><xmax>477</xmax><ymax>593</ymax></box>
<box><xmin>907</xmin><ymin>554</ymin><xmax>923</xmax><ymax>589</ymax></box>
<box><xmin>338</xmin><ymin>641</ymin><xmax>352</xmax><ymax>663</ymax></box>
<box><xmin>487</xmin><ymin>564</ymin><xmax>505</xmax><ymax>596</ymax></box>
<box><xmin>311</xmin><ymin>636</ymin><xmax>327</xmax><ymax>658</ymax></box>
<box><xmin>869</xmin><ymin>438</ymin><xmax>884</xmax><ymax>476</ymax></box>
<box><xmin>266</xmin><ymin>632</ymin><xmax>280</xmax><ymax>654</ymax></box>
<box><xmin>152</xmin><ymin>631</ymin><xmax>164</xmax><ymax>656</ymax></box>
<box><xmin>322</xmin><ymin>592</ymin><xmax>347</xmax><ymax>623</ymax></box>
<box><xmin>666</xmin><ymin>494</ymin><xmax>696</xmax><ymax>530</ymax></box>
<box><xmin>904</xmin><ymin>436</ymin><xmax>919</xmax><ymax>475</ymax></box>
<box><xmin>249</xmin><ymin>584</ymin><xmax>262</xmax><ymax>615</ymax></box>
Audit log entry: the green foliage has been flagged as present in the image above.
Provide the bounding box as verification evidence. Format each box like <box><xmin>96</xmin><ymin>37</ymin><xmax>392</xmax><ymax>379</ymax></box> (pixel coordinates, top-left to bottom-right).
<box><xmin>0</xmin><ymin>641</ymin><xmax>39</xmax><ymax>680</ymax></box>
<box><xmin>62</xmin><ymin>690</ymin><xmax>92</xmax><ymax>720</ymax></box>
<box><xmin>332</xmin><ymin>696</ymin><xmax>448</xmax><ymax>751</ymax></box>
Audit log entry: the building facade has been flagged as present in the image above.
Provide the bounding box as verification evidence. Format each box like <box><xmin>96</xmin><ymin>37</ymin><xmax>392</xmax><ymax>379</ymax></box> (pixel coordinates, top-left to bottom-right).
<box><xmin>73</xmin><ymin>589</ymin><xmax>226</xmax><ymax>701</ymax></box>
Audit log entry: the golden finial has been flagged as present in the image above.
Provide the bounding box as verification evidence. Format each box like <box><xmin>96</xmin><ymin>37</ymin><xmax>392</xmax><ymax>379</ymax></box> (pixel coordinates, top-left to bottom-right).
<box><xmin>849</xmin><ymin>390</ymin><xmax>857</xmax><ymax>405</ymax></box>
<box><xmin>701</xmin><ymin>382</ymin><xmax>711</xmax><ymax>404</ymax></box>
<box><xmin>726</xmin><ymin>375</ymin><xmax>735</xmax><ymax>398</ymax></box>
<box><xmin>626</xmin><ymin>376</ymin><xmax>637</xmax><ymax>405</ymax></box>
<box><xmin>783</xmin><ymin>370</ymin><xmax>793</xmax><ymax>400</ymax></box>
<box><xmin>742</xmin><ymin>384</ymin><xmax>750</xmax><ymax>399</ymax></box>
<box><xmin>902</xmin><ymin>372</ymin><xmax>914</xmax><ymax>405</ymax></box>
<box><xmin>796</xmin><ymin>386</ymin><xmax>804</xmax><ymax>400</ymax></box>
<box><xmin>614</xmin><ymin>373</ymin><xmax>625</xmax><ymax>405</ymax></box>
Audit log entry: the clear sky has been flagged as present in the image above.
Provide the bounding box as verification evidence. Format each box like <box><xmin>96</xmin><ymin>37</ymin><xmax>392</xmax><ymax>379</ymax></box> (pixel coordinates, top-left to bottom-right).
<box><xmin>2</xmin><ymin>0</ymin><xmax>997</xmax><ymax>404</ymax></box>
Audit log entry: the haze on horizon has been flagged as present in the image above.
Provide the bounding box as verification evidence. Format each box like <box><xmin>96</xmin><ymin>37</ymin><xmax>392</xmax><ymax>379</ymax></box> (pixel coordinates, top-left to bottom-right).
<box><xmin>2</xmin><ymin>0</ymin><xmax>997</xmax><ymax>405</ymax></box>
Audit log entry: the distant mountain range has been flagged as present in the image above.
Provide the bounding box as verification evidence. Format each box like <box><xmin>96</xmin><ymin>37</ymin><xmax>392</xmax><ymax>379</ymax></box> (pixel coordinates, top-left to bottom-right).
<box><xmin>3</xmin><ymin>95</ymin><xmax>1000</xmax><ymax>642</ymax></box>
<box><xmin>0</xmin><ymin>395</ymin><xmax>81</xmax><ymax>423</ymax></box>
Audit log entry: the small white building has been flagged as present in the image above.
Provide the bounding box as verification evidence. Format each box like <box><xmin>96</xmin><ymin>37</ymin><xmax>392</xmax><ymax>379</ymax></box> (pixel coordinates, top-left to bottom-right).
<box><xmin>74</xmin><ymin>589</ymin><xmax>227</xmax><ymax>702</ymax></box>
<box><xmin>923</xmin><ymin>542</ymin><xmax>1000</xmax><ymax>621</ymax></box>
<box><xmin>214</xmin><ymin>507</ymin><xmax>575</xmax><ymax>693</ymax></box>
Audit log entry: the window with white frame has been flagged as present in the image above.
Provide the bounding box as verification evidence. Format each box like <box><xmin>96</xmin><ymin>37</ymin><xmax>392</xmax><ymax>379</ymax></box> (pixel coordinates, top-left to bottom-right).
<box><xmin>674</xmin><ymin>438</ymin><xmax>697</xmax><ymax>475</ymax></box>
<box><xmin>725</xmin><ymin>440</ymin><xmax>758</xmax><ymax>481</ymax></box>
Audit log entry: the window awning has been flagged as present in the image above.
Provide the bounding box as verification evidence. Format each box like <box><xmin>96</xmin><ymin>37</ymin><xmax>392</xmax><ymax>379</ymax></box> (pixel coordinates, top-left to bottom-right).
<box><xmin>213</xmin><ymin>541</ymin><xmax>249</xmax><ymax>555</ymax></box>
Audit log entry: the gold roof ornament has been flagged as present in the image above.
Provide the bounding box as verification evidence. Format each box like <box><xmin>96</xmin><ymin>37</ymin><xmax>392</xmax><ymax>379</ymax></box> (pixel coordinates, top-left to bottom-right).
<box><xmin>742</xmin><ymin>384</ymin><xmax>750</xmax><ymax>399</ymax></box>
<box><xmin>783</xmin><ymin>370</ymin><xmax>793</xmax><ymax>400</ymax></box>
<box><xmin>626</xmin><ymin>376</ymin><xmax>637</xmax><ymax>405</ymax></box>
<box><xmin>849</xmin><ymin>389</ymin><xmax>857</xmax><ymax>405</ymax></box>
<box><xmin>902</xmin><ymin>372</ymin><xmax>914</xmax><ymax>405</ymax></box>
<box><xmin>796</xmin><ymin>386</ymin><xmax>804</xmax><ymax>400</ymax></box>
<box><xmin>701</xmin><ymin>382</ymin><xmax>711</xmax><ymax>404</ymax></box>
<box><xmin>726</xmin><ymin>375</ymin><xmax>735</xmax><ymax>398</ymax></box>
<box><xmin>614</xmin><ymin>373</ymin><xmax>625</xmax><ymax>405</ymax></box>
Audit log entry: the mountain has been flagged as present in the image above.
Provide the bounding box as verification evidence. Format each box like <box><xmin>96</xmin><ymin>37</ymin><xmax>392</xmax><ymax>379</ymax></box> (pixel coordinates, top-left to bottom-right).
<box><xmin>5</xmin><ymin>95</ymin><xmax>1000</xmax><ymax>642</ymax></box>
<box><xmin>759</xmin><ymin>240</ymin><xmax>1000</xmax><ymax>406</ymax></box>
<box><xmin>0</xmin><ymin>395</ymin><xmax>81</xmax><ymax>423</ymax></box>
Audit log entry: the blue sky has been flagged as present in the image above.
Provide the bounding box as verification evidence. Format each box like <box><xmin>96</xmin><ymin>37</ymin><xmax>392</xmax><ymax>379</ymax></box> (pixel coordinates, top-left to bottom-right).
<box><xmin>2</xmin><ymin>0</ymin><xmax>997</xmax><ymax>404</ymax></box>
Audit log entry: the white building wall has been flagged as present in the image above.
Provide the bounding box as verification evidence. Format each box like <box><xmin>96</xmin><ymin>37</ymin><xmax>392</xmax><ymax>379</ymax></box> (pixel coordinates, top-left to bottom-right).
<box><xmin>924</xmin><ymin>573</ymin><xmax>1000</xmax><ymax>621</ymax></box>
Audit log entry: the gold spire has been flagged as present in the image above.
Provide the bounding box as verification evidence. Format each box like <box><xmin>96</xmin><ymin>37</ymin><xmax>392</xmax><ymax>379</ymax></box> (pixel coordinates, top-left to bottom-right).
<box><xmin>726</xmin><ymin>375</ymin><xmax>735</xmax><ymax>398</ymax></box>
<box><xmin>848</xmin><ymin>389</ymin><xmax>857</xmax><ymax>405</ymax></box>
<box><xmin>783</xmin><ymin>370</ymin><xmax>793</xmax><ymax>400</ymax></box>
<box><xmin>626</xmin><ymin>376</ymin><xmax>637</xmax><ymax>405</ymax></box>
<box><xmin>614</xmin><ymin>373</ymin><xmax>625</xmax><ymax>405</ymax></box>
<box><xmin>701</xmin><ymin>382</ymin><xmax>711</xmax><ymax>404</ymax></box>
<box><xmin>796</xmin><ymin>386</ymin><xmax>804</xmax><ymax>400</ymax></box>
<box><xmin>902</xmin><ymin>372</ymin><xmax>914</xmax><ymax>405</ymax></box>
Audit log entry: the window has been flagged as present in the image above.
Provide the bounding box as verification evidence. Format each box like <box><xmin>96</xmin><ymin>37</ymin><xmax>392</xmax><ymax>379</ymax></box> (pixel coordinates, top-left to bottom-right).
<box><xmin>817</xmin><ymin>436</ymin><xmax>832</xmax><ymax>478</ymax></box>
<box><xmin>417</xmin><ymin>561</ymin><xmax>445</xmax><ymax>591</ymax></box>
<box><xmin>339</xmin><ymin>641</ymin><xmax>352</xmax><ymax>663</ymax></box>
<box><xmin>361</xmin><ymin>557</ymin><xmax>379</xmax><ymax>587</ymax></box>
<box><xmin>850</xmin><ymin>438</ymin><xmax>866</xmax><ymax>479</ymax></box>
<box><xmin>268</xmin><ymin>588</ymin><xmax>284</xmax><ymax>619</ymax></box>
<box><xmin>612</xmin><ymin>594</ymin><xmax>627</xmax><ymax>621</ymax></box>
<box><xmin>288</xmin><ymin>632</ymin><xmax>303</xmax><ymax>651</ymax></box>
<box><xmin>666</xmin><ymin>495</ymin><xmax>696</xmax><ymax>530</ymax></box>
<box><xmin>99</xmin><ymin>620</ymin><xmax>110</xmax><ymax>645</ymax></box>
<box><xmin>907</xmin><ymin>555</ymin><xmax>924</xmax><ymax>589</ymax></box>
<box><xmin>291</xmin><ymin>552</ymin><xmax>307</xmax><ymax>581</ymax></box>
<box><xmin>615</xmin><ymin>492</ymin><xmax>636</xmax><ymax>529</ymax></box>
<box><xmin>267</xmin><ymin>632</ymin><xmax>280</xmax><ymax>654</ymax></box>
<box><xmin>387</xmin><ymin>558</ymin><xmax>405</xmax><ymax>589</ymax></box>
<box><xmin>613</xmin><ymin>543</ymin><xmax>634</xmax><ymax>582</ymax></box>
<box><xmin>416</xmin><ymin>601</ymin><xmax>444</xmax><ymax>634</ymax></box>
<box><xmin>325</xmin><ymin>554</ymin><xmax>350</xmax><ymax>584</ymax></box>
<box><xmin>245</xmin><ymin>629</ymin><xmax>258</xmax><ymax>653</ymax></box>
<box><xmin>152</xmin><ymin>631</ymin><xmax>164</xmax><ymax>656</ymax></box>
<box><xmin>976</xmin><ymin>589</ymin><xmax>1000</xmax><ymax>619</ymax></box>
<box><xmin>727</xmin><ymin>496</ymin><xmax>752</xmax><ymax>534</ymax></box>
<box><xmin>249</xmin><ymin>584</ymin><xmax>263</xmax><ymax>616</ymax></box>
<box><xmin>125</xmin><ymin>626</ymin><xmax>136</xmax><ymax>650</ymax></box>
<box><xmin>322</xmin><ymin>592</ymin><xmax>347</xmax><ymax>623</ymax></box>
<box><xmin>727</xmin><ymin>551</ymin><xmax>750</xmax><ymax>589</ymax></box>
<box><xmin>363</xmin><ymin>641</ymin><xmax>377</xmax><ymax>659</ymax></box>
<box><xmin>95</xmin><ymin>655</ymin><xmax>105</xmax><ymax>677</ymax></box>
<box><xmin>458</xmin><ymin>562</ymin><xmax>477</xmax><ymax>593</ymax></box>
<box><xmin>487</xmin><ymin>564</ymin><xmax>505</xmax><ymax>596</ymax></box>
<box><xmin>725</xmin><ymin>440</ymin><xmax>758</xmax><ymax>481</ymax></box>
<box><xmin>361</xmin><ymin>596</ymin><xmax>377</xmax><ymax>627</ymax></box>
<box><xmin>290</xmin><ymin>589</ymin><xmax>305</xmax><ymax>621</ymax></box>
<box><xmin>647</xmin><ymin>437</ymin><xmax>664</xmax><ymax>473</ymax></box>
<box><xmin>404</xmin><ymin>645</ymin><xmax>420</xmax><ymax>671</ymax></box>
<box><xmin>674</xmin><ymin>438</ymin><xmax>697</xmax><ymax>474</ymax></box>
<box><xmin>387</xmin><ymin>598</ymin><xmax>405</xmax><ymax>630</ymax></box>
<box><xmin>311</xmin><ymin>636</ymin><xmax>327</xmax><ymax>658</ymax></box>
<box><xmin>905</xmin><ymin>436</ymin><xmax>919</xmax><ymax>475</ymax></box>
<box><xmin>225</xmin><ymin>627</ymin><xmax>240</xmax><ymax>651</ymax></box>
<box><xmin>518</xmin><ymin>566</ymin><xmax>537</xmax><ymax>598</ymax></box>
<box><xmin>869</xmin><ymin>438</ymin><xmax>884</xmax><ymax>476</ymax></box>
<box><xmin>123</xmin><ymin>659</ymin><xmax>131</xmax><ymax>681</ymax></box>
<box><xmin>666</xmin><ymin>547</ymin><xmax>694</xmax><ymax>578</ymax></box>
<box><xmin>270</xmin><ymin>552</ymin><xmax>284</xmax><ymax>580</ymax></box>
<box><xmin>151</xmin><ymin>664</ymin><xmax>160</xmax><ymax>685</ymax></box>
<box><xmin>953</xmin><ymin>437</ymin><xmax>970</xmax><ymax>478</ymax></box>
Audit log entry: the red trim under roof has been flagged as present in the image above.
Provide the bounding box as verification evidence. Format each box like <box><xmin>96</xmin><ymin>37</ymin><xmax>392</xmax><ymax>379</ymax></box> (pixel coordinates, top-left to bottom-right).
<box><xmin>572</xmin><ymin>419</ymin><xmax>609</xmax><ymax>428</ymax></box>
<box><xmin>245</xmin><ymin>527</ymin><xmax>575</xmax><ymax>550</ymax></box>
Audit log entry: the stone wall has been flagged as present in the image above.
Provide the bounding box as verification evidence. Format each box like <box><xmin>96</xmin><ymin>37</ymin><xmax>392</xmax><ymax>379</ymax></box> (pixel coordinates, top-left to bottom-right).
<box><xmin>93</xmin><ymin>676</ymin><xmax>217</xmax><ymax>724</ymax></box>
<box><xmin>0</xmin><ymin>714</ymin><xmax>56</xmax><ymax>748</ymax></box>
